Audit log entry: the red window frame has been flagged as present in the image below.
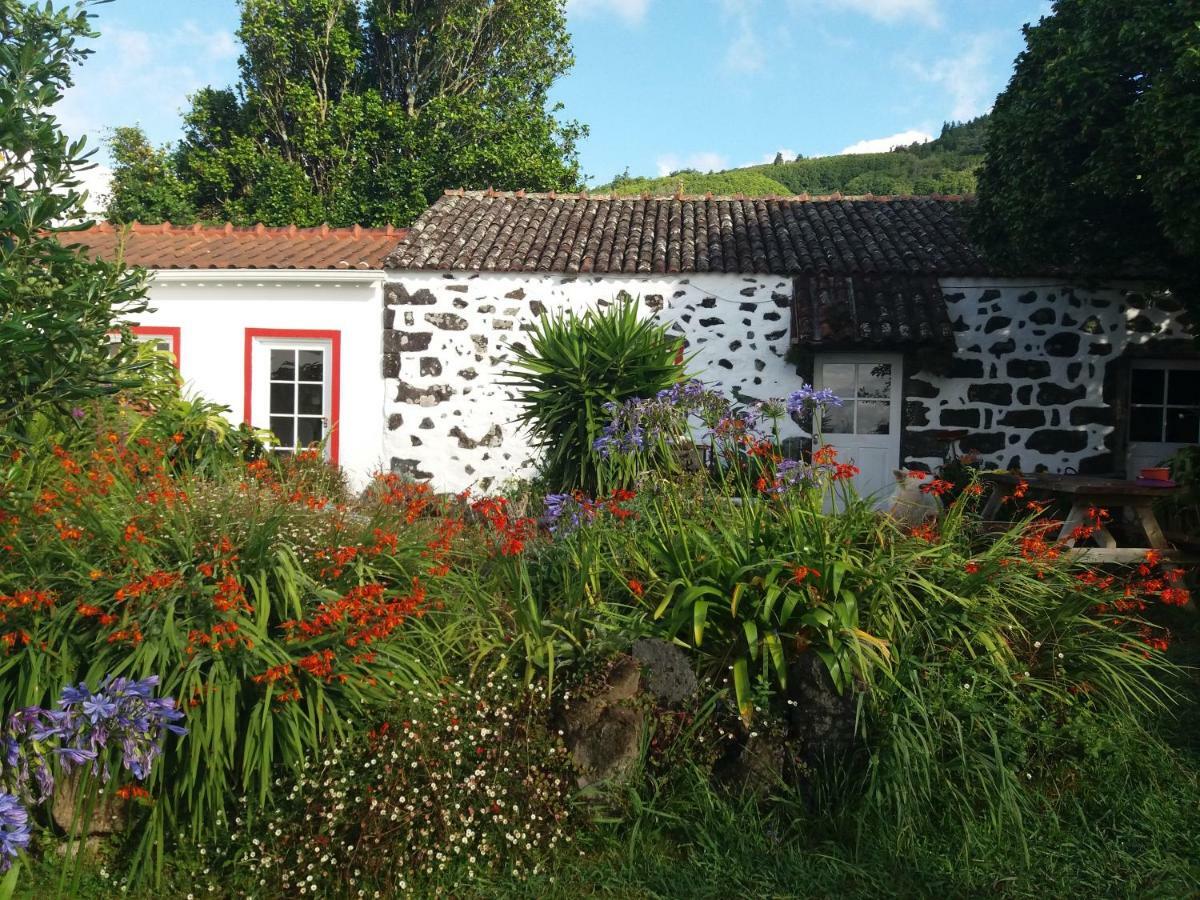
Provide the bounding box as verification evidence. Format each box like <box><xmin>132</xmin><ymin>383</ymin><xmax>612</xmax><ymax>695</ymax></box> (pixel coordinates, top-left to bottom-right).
<box><xmin>243</xmin><ymin>328</ymin><xmax>342</xmax><ymax>464</ymax></box>
<box><xmin>129</xmin><ymin>325</ymin><xmax>182</xmax><ymax>368</ymax></box>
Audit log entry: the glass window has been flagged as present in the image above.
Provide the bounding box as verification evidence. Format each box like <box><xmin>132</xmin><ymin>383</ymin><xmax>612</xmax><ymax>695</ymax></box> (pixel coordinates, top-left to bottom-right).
<box><xmin>817</xmin><ymin>361</ymin><xmax>893</xmax><ymax>435</ymax></box>
<box><xmin>266</xmin><ymin>345</ymin><xmax>328</xmax><ymax>454</ymax></box>
<box><xmin>1130</xmin><ymin>364</ymin><xmax>1200</xmax><ymax>445</ymax></box>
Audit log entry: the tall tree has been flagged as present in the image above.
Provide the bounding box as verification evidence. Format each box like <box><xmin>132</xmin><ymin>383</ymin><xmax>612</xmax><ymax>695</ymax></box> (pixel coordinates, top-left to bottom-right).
<box><xmin>974</xmin><ymin>1</ymin><xmax>1200</xmax><ymax>296</ymax></box>
<box><xmin>1</xmin><ymin>0</ymin><xmax>147</xmax><ymax>437</ymax></box>
<box><xmin>103</xmin><ymin>125</ymin><xmax>195</xmax><ymax>224</ymax></box>
<box><xmin>111</xmin><ymin>0</ymin><xmax>585</xmax><ymax>227</ymax></box>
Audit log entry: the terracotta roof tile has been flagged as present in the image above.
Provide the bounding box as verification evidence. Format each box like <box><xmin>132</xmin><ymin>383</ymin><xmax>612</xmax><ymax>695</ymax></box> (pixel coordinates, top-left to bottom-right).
<box><xmin>386</xmin><ymin>191</ymin><xmax>986</xmax><ymax>277</ymax></box>
<box><xmin>66</xmin><ymin>222</ymin><xmax>404</xmax><ymax>270</ymax></box>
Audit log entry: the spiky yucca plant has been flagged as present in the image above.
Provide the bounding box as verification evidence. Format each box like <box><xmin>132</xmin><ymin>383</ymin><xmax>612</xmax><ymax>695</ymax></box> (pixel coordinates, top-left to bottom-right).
<box><xmin>505</xmin><ymin>293</ymin><xmax>685</xmax><ymax>492</ymax></box>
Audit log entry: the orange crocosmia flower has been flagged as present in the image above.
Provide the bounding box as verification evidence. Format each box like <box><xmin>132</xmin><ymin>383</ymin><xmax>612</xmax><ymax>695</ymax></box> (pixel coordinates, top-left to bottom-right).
<box><xmin>627</xmin><ymin>579</ymin><xmax>645</xmax><ymax>598</ymax></box>
<box><xmin>812</xmin><ymin>446</ymin><xmax>838</xmax><ymax>465</ymax></box>
<box><xmin>792</xmin><ymin>565</ymin><xmax>820</xmax><ymax>583</ymax></box>
<box><xmin>114</xmin><ymin>785</ymin><xmax>151</xmax><ymax>801</ymax></box>
<box><xmin>964</xmin><ymin>561</ymin><xmax>980</xmax><ymax>575</ymax></box>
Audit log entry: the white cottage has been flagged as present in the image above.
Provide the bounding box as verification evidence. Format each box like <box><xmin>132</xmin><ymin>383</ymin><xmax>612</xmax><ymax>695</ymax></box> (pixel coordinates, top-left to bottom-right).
<box><xmin>73</xmin><ymin>222</ymin><xmax>402</xmax><ymax>487</ymax></box>
<box><xmin>73</xmin><ymin>194</ymin><xmax>1198</xmax><ymax>495</ymax></box>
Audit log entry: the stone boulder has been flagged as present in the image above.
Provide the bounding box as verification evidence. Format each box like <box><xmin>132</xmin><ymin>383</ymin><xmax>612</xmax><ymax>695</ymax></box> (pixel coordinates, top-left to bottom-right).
<box><xmin>52</xmin><ymin>772</ymin><xmax>130</xmax><ymax>835</ymax></box>
<box><xmin>560</xmin><ymin>640</ymin><xmax>698</xmax><ymax>787</ymax></box>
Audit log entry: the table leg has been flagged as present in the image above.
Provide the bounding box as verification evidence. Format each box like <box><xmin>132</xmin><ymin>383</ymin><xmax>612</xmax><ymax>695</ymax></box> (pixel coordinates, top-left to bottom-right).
<box><xmin>981</xmin><ymin>485</ymin><xmax>1008</xmax><ymax>520</ymax></box>
<box><xmin>1057</xmin><ymin>503</ymin><xmax>1088</xmax><ymax>547</ymax></box>
<box><xmin>1133</xmin><ymin>501</ymin><xmax>1170</xmax><ymax>550</ymax></box>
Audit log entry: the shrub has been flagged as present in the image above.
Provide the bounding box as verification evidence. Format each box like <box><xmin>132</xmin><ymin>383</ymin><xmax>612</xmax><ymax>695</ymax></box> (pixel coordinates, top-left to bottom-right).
<box><xmin>0</xmin><ymin>430</ymin><xmax>468</xmax><ymax>878</ymax></box>
<box><xmin>504</xmin><ymin>294</ymin><xmax>685</xmax><ymax>492</ymax></box>
<box><xmin>0</xmin><ymin>0</ymin><xmax>149</xmax><ymax>438</ymax></box>
<box><xmin>521</xmin><ymin>382</ymin><xmax>1184</xmax><ymax>852</ymax></box>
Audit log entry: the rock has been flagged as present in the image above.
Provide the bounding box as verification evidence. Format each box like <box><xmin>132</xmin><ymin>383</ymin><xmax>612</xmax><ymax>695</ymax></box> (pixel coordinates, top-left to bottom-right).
<box><xmin>560</xmin><ymin>656</ymin><xmax>645</xmax><ymax>787</ymax></box>
<box><xmin>52</xmin><ymin>772</ymin><xmax>129</xmax><ymax>835</ymax></box>
<box><xmin>785</xmin><ymin>650</ymin><xmax>857</xmax><ymax>769</ymax></box>
<box><xmin>631</xmin><ymin>639</ymin><xmax>698</xmax><ymax>706</ymax></box>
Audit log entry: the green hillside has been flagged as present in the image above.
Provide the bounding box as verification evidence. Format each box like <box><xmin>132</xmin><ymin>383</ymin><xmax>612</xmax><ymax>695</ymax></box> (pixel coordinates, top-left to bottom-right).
<box><xmin>600</xmin><ymin>116</ymin><xmax>987</xmax><ymax>197</ymax></box>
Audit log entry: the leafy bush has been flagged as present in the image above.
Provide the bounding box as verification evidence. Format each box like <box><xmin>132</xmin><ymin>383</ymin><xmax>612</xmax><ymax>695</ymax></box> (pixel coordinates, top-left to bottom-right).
<box><xmin>520</xmin><ymin>381</ymin><xmax>1183</xmax><ymax>850</ymax></box>
<box><xmin>0</xmin><ymin>432</ymin><xmax>466</xmax><ymax>877</ymax></box>
<box><xmin>505</xmin><ymin>294</ymin><xmax>684</xmax><ymax>492</ymax></box>
<box><xmin>0</xmin><ymin>0</ymin><xmax>148</xmax><ymax>438</ymax></box>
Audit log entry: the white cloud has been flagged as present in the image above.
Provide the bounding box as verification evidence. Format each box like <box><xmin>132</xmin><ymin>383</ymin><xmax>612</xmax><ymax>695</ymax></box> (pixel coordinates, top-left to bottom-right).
<box><xmin>840</xmin><ymin>129</ymin><xmax>932</xmax><ymax>154</ymax></box>
<box><xmin>656</xmin><ymin>152</ymin><xmax>729</xmax><ymax>177</ymax></box>
<box><xmin>719</xmin><ymin>0</ymin><xmax>768</xmax><ymax>74</ymax></box>
<box><xmin>755</xmin><ymin>148</ymin><xmax>800</xmax><ymax>165</ymax></box>
<box><xmin>57</xmin><ymin>20</ymin><xmax>240</xmax><ymax>166</ymax></box>
<box><xmin>567</xmin><ymin>0</ymin><xmax>650</xmax><ymax>25</ymax></box>
<box><xmin>790</xmin><ymin>0</ymin><xmax>940</xmax><ymax>27</ymax></box>
<box><xmin>908</xmin><ymin>34</ymin><xmax>1000</xmax><ymax>120</ymax></box>
<box><xmin>76</xmin><ymin>162</ymin><xmax>114</xmax><ymax>217</ymax></box>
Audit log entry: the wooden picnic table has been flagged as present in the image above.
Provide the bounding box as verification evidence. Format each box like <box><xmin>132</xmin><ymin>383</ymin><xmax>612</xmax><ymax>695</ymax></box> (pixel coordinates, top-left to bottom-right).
<box><xmin>980</xmin><ymin>472</ymin><xmax>1183</xmax><ymax>564</ymax></box>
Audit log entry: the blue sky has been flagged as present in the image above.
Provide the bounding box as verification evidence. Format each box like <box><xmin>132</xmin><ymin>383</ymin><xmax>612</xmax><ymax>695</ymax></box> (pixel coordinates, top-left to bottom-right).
<box><xmin>62</xmin><ymin>0</ymin><xmax>1052</xmax><ymax>198</ymax></box>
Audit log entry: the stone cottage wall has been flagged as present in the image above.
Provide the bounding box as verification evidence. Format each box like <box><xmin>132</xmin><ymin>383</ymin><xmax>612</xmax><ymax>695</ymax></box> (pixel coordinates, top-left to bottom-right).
<box><xmin>381</xmin><ymin>271</ymin><xmax>802</xmax><ymax>491</ymax></box>
<box><xmin>382</xmin><ymin>271</ymin><xmax>1193</xmax><ymax>490</ymax></box>
<box><xmin>904</xmin><ymin>278</ymin><xmax>1192</xmax><ymax>474</ymax></box>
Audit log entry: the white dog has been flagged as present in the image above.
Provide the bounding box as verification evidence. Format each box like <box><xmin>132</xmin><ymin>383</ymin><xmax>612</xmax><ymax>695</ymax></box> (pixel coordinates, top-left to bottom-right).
<box><xmin>875</xmin><ymin>468</ymin><xmax>942</xmax><ymax>526</ymax></box>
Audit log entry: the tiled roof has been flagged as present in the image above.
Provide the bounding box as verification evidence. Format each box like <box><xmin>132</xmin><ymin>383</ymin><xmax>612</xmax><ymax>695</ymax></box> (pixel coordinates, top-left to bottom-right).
<box><xmin>791</xmin><ymin>274</ymin><xmax>956</xmax><ymax>350</ymax></box>
<box><xmin>385</xmin><ymin>190</ymin><xmax>987</xmax><ymax>276</ymax></box>
<box><xmin>67</xmin><ymin>222</ymin><xmax>404</xmax><ymax>270</ymax></box>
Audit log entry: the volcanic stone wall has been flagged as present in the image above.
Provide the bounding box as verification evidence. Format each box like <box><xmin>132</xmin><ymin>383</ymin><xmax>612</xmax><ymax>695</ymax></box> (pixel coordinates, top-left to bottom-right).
<box><xmin>903</xmin><ymin>279</ymin><xmax>1192</xmax><ymax>475</ymax></box>
<box><xmin>380</xmin><ymin>271</ymin><xmax>803</xmax><ymax>491</ymax></box>
<box><xmin>382</xmin><ymin>271</ymin><xmax>1192</xmax><ymax>490</ymax></box>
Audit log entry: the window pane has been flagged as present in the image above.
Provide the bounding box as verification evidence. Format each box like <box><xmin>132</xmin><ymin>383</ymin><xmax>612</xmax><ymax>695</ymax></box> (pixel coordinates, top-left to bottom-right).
<box><xmin>270</xmin><ymin>383</ymin><xmax>294</xmax><ymax>414</ymax></box>
<box><xmin>857</xmin><ymin>363</ymin><xmax>892</xmax><ymax>399</ymax></box>
<box><xmin>297</xmin><ymin>383</ymin><xmax>323</xmax><ymax>415</ymax></box>
<box><xmin>856</xmin><ymin>401</ymin><xmax>890</xmax><ymax>434</ymax></box>
<box><xmin>270</xmin><ymin>416</ymin><xmax>295</xmax><ymax>448</ymax></box>
<box><xmin>1130</xmin><ymin>368</ymin><xmax>1164</xmax><ymax>405</ymax></box>
<box><xmin>1165</xmin><ymin>408</ymin><xmax>1200</xmax><ymax>443</ymax></box>
<box><xmin>271</xmin><ymin>349</ymin><xmax>295</xmax><ymax>381</ymax></box>
<box><xmin>296</xmin><ymin>416</ymin><xmax>324</xmax><ymax>448</ymax></box>
<box><xmin>821</xmin><ymin>364</ymin><xmax>855</xmax><ymax>402</ymax></box>
<box><xmin>1166</xmin><ymin>370</ymin><xmax>1200</xmax><ymax>406</ymax></box>
<box><xmin>298</xmin><ymin>350</ymin><xmax>324</xmax><ymax>382</ymax></box>
<box><xmin>820</xmin><ymin>400</ymin><xmax>854</xmax><ymax>434</ymax></box>
<box><xmin>1129</xmin><ymin>406</ymin><xmax>1163</xmax><ymax>442</ymax></box>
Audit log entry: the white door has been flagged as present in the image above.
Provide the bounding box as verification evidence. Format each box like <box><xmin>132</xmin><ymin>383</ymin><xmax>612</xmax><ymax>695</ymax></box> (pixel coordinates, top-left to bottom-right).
<box><xmin>813</xmin><ymin>354</ymin><xmax>903</xmax><ymax>501</ymax></box>
<box><xmin>1126</xmin><ymin>360</ymin><xmax>1200</xmax><ymax>477</ymax></box>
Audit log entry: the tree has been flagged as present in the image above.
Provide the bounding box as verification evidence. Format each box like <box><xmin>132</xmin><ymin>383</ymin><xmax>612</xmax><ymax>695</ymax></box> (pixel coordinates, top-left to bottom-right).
<box><xmin>0</xmin><ymin>0</ymin><xmax>147</xmax><ymax>438</ymax></box>
<box><xmin>974</xmin><ymin>1</ymin><xmax>1200</xmax><ymax>296</ymax></box>
<box><xmin>772</xmin><ymin>151</ymin><xmax>784</xmax><ymax>166</ymax></box>
<box><xmin>111</xmin><ymin>0</ymin><xmax>585</xmax><ymax>227</ymax></box>
<box><xmin>103</xmin><ymin>125</ymin><xmax>195</xmax><ymax>224</ymax></box>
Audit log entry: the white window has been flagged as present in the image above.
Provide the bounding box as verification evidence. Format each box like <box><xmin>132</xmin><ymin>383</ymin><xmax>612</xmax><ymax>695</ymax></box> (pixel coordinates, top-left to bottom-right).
<box><xmin>110</xmin><ymin>328</ymin><xmax>180</xmax><ymax>365</ymax></box>
<box><xmin>1127</xmin><ymin>360</ymin><xmax>1200</xmax><ymax>476</ymax></box>
<box><xmin>251</xmin><ymin>339</ymin><xmax>334</xmax><ymax>457</ymax></box>
<box><xmin>1130</xmin><ymin>363</ymin><xmax>1200</xmax><ymax>444</ymax></box>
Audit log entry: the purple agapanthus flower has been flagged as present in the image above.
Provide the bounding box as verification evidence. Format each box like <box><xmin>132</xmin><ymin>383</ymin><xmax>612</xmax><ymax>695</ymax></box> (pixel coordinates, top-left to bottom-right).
<box><xmin>0</xmin><ymin>792</ymin><xmax>30</xmax><ymax>871</ymax></box>
<box><xmin>785</xmin><ymin>384</ymin><xmax>843</xmax><ymax>416</ymax></box>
